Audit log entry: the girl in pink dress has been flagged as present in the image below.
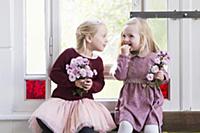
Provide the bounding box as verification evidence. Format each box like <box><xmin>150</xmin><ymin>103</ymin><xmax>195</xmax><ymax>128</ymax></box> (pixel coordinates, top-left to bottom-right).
<box><xmin>113</xmin><ymin>18</ymin><xmax>169</xmax><ymax>133</ymax></box>
<box><xmin>29</xmin><ymin>20</ymin><xmax>116</xmax><ymax>133</ymax></box>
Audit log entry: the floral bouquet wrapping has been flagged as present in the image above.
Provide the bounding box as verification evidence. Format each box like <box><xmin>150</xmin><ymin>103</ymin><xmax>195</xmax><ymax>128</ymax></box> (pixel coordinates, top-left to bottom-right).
<box><xmin>146</xmin><ymin>51</ymin><xmax>170</xmax><ymax>88</ymax></box>
<box><xmin>66</xmin><ymin>56</ymin><xmax>97</xmax><ymax>96</ymax></box>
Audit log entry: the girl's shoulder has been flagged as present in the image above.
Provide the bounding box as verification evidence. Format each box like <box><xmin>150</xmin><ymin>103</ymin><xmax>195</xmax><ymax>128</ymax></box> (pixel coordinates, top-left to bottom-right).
<box><xmin>145</xmin><ymin>52</ymin><xmax>157</xmax><ymax>62</ymax></box>
<box><xmin>91</xmin><ymin>55</ymin><xmax>103</xmax><ymax>64</ymax></box>
<box><xmin>63</xmin><ymin>47</ymin><xmax>76</xmax><ymax>54</ymax></box>
<box><xmin>139</xmin><ymin>52</ymin><xmax>156</xmax><ymax>59</ymax></box>
<box><xmin>59</xmin><ymin>48</ymin><xmax>75</xmax><ymax>56</ymax></box>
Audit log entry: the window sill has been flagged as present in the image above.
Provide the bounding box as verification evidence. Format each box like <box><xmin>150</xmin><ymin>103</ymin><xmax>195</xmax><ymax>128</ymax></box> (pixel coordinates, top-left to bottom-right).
<box><xmin>0</xmin><ymin>112</ymin><xmax>31</xmax><ymax>120</ymax></box>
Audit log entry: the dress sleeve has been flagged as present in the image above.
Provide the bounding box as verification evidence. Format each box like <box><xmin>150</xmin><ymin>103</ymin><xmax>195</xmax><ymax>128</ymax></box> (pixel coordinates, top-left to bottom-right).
<box><xmin>88</xmin><ymin>58</ymin><xmax>105</xmax><ymax>93</ymax></box>
<box><xmin>113</xmin><ymin>54</ymin><xmax>130</xmax><ymax>80</ymax></box>
<box><xmin>49</xmin><ymin>50</ymin><xmax>76</xmax><ymax>88</ymax></box>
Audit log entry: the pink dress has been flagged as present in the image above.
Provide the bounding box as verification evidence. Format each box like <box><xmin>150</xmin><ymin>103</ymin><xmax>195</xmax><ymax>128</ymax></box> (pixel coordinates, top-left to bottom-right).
<box><xmin>114</xmin><ymin>53</ymin><xmax>169</xmax><ymax>132</ymax></box>
<box><xmin>29</xmin><ymin>48</ymin><xmax>116</xmax><ymax>133</ymax></box>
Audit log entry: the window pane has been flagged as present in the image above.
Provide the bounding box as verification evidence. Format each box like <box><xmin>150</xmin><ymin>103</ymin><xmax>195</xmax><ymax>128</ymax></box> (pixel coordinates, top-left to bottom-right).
<box><xmin>94</xmin><ymin>79</ymin><xmax>123</xmax><ymax>99</ymax></box>
<box><xmin>148</xmin><ymin>19</ymin><xmax>168</xmax><ymax>50</ymax></box>
<box><xmin>60</xmin><ymin>0</ymin><xmax>132</xmax><ymax>64</ymax></box>
<box><xmin>57</xmin><ymin>1</ymin><xmax>169</xmax><ymax>99</ymax></box>
<box><xmin>26</xmin><ymin>0</ymin><xmax>46</xmax><ymax>74</ymax></box>
<box><xmin>59</xmin><ymin>0</ymin><xmax>132</xmax><ymax>99</ymax></box>
<box><xmin>145</xmin><ymin>0</ymin><xmax>168</xmax><ymax>11</ymax></box>
<box><xmin>144</xmin><ymin>0</ymin><xmax>168</xmax><ymax>50</ymax></box>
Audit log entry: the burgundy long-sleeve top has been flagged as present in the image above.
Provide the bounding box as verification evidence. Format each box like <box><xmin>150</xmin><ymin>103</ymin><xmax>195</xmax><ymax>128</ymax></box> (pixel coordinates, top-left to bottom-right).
<box><xmin>50</xmin><ymin>48</ymin><xmax>105</xmax><ymax>101</ymax></box>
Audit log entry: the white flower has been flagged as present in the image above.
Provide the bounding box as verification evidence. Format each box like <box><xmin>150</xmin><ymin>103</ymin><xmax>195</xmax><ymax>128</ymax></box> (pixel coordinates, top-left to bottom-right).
<box><xmin>66</xmin><ymin>64</ymin><xmax>69</xmax><ymax>69</ymax></box>
<box><xmin>79</xmin><ymin>68</ymin><xmax>87</xmax><ymax>77</ymax></box>
<box><xmin>150</xmin><ymin>65</ymin><xmax>159</xmax><ymax>73</ymax></box>
<box><xmin>93</xmin><ymin>69</ymin><xmax>97</xmax><ymax>75</ymax></box>
<box><xmin>146</xmin><ymin>73</ymin><xmax>154</xmax><ymax>81</ymax></box>
<box><xmin>87</xmin><ymin>70</ymin><xmax>94</xmax><ymax>77</ymax></box>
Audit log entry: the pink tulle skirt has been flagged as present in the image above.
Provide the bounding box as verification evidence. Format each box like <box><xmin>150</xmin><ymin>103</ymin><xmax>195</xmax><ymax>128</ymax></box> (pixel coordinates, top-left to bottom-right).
<box><xmin>29</xmin><ymin>98</ymin><xmax>116</xmax><ymax>133</ymax></box>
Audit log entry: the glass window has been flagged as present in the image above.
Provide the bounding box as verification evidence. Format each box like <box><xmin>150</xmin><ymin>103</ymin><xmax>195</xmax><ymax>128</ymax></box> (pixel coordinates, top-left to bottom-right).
<box><xmin>148</xmin><ymin>19</ymin><xmax>168</xmax><ymax>50</ymax></box>
<box><xmin>25</xmin><ymin>0</ymin><xmax>48</xmax><ymax>100</ymax></box>
<box><xmin>26</xmin><ymin>0</ymin><xmax>46</xmax><ymax>74</ymax></box>
<box><xmin>144</xmin><ymin>0</ymin><xmax>168</xmax><ymax>50</ymax></box>
<box><xmin>58</xmin><ymin>0</ymin><xmax>132</xmax><ymax>99</ymax></box>
<box><xmin>14</xmin><ymin>0</ymin><xmax>49</xmax><ymax>111</ymax></box>
<box><xmin>145</xmin><ymin>0</ymin><xmax>167</xmax><ymax>11</ymax></box>
<box><xmin>57</xmin><ymin>0</ymin><xmax>169</xmax><ymax>99</ymax></box>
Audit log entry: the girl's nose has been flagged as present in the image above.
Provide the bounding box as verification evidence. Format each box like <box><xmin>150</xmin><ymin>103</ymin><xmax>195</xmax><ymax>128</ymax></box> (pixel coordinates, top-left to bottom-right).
<box><xmin>123</xmin><ymin>36</ymin><xmax>129</xmax><ymax>41</ymax></box>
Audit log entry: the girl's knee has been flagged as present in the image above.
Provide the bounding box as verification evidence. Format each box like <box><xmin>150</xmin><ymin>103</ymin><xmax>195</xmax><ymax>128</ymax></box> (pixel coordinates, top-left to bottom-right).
<box><xmin>144</xmin><ymin>125</ymin><xmax>159</xmax><ymax>133</ymax></box>
<box><xmin>118</xmin><ymin>121</ymin><xmax>133</xmax><ymax>133</ymax></box>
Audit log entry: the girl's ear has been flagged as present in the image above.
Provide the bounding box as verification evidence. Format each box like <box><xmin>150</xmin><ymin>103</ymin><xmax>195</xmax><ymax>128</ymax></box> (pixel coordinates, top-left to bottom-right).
<box><xmin>85</xmin><ymin>34</ymin><xmax>93</xmax><ymax>43</ymax></box>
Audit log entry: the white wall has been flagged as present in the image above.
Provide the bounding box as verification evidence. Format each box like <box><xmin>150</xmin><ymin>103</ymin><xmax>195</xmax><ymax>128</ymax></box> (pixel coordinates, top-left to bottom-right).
<box><xmin>190</xmin><ymin>0</ymin><xmax>200</xmax><ymax>110</ymax></box>
<box><xmin>0</xmin><ymin>0</ymin><xmax>13</xmax><ymax>114</ymax></box>
<box><xmin>0</xmin><ymin>0</ymin><xmax>31</xmax><ymax>132</ymax></box>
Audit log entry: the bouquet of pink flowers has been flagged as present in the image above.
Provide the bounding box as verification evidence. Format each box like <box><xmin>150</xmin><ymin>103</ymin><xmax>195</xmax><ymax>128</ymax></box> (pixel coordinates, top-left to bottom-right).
<box><xmin>146</xmin><ymin>51</ymin><xmax>170</xmax><ymax>88</ymax></box>
<box><xmin>66</xmin><ymin>56</ymin><xmax>97</xmax><ymax>96</ymax></box>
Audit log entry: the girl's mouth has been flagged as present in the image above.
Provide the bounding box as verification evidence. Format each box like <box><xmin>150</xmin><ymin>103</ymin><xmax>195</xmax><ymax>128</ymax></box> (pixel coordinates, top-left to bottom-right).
<box><xmin>123</xmin><ymin>43</ymin><xmax>131</xmax><ymax>46</ymax></box>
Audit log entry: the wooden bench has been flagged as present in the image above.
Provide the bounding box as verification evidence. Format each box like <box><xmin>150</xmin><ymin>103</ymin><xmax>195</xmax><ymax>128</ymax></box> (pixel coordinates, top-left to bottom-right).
<box><xmin>162</xmin><ymin>111</ymin><xmax>200</xmax><ymax>132</ymax></box>
<box><xmin>111</xmin><ymin>111</ymin><xmax>200</xmax><ymax>132</ymax></box>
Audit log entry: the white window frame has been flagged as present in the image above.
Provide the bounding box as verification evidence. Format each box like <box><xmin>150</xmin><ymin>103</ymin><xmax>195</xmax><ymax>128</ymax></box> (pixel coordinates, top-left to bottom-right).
<box><xmin>13</xmin><ymin>0</ymin><xmax>52</xmax><ymax>112</ymax></box>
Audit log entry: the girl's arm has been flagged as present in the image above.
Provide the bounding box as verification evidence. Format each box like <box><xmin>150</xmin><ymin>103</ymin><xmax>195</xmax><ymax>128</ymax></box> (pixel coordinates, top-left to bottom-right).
<box><xmin>49</xmin><ymin>50</ymin><xmax>76</xmax><ymax>88</ymax></box>
<box><xmin>114</xmin><ymin>54</ymin><xmax>130</xmax><ymax>80</ymax></box>
<box><xmin>88</xmin><ymin>58</ymin><xmax>105</xmax><ymax>93</ymax></box>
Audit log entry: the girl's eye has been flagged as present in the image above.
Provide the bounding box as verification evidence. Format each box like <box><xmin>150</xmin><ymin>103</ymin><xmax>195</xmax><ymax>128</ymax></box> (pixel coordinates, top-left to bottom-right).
<box><xmin>129</xmin><ymin>34</ymin><xmax>134</xmax><ymax>38</ymax></box>
<box><xmin>122</xmin><ymin>34</ymin><xmax>126</xmax><ymax>38</ymax></box>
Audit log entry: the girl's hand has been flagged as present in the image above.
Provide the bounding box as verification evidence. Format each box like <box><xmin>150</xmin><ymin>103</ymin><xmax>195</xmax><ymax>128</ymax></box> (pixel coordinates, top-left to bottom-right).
<box><xmin>121</xmin><ymin>44</ymin><xmax>130</xmax><ymax>56</ymax></box>
<box><xmin>75</xmin><ymin>79</ymin><xmax>85</xmax><ymax>89</ymax></box>
<box><xmin>82</xmin><ymin>78</ymin><xmax>93</xmax><ymax>91</ymax></box>
<box><xmin>75</xmin><ymin>78</ymin><xmax>92</xmax><ymax>91</ymax></box>
<box><xmin>155</xmin><ymin>70</ymin><xmax>165</xmax><ymax>81</ymax></box>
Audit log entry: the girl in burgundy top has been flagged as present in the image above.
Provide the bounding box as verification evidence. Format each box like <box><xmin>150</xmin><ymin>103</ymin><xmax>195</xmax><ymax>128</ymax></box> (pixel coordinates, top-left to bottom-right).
<box><xmin>113</xmin><ymin>18</ymin><xmax>169</xmax><ymax>133</ymax></box>
<box><xmin>29</xmin><ymin>20</ymin><xmax>116</xmax><ymax>133</ymax></box>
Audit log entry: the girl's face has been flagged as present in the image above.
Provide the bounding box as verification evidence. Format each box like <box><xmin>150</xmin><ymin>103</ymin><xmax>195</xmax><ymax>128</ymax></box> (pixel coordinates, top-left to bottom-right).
<box><xmin>90</xmin><ymin>25</ymin><xmax>108</xmax><ymax>52</ymax></box>
<box><xmin>121</xmin><ymin>24</ymin><xmax>141</xmax><ymax>52</ymax></box>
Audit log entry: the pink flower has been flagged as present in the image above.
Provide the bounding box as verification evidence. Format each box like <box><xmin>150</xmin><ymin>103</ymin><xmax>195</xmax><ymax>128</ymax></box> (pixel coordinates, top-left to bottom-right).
<box><xmin>146</xmin><ymin>51</ymin><xmax>170</xmax><ymax>88</ymax></box>
<box><xmin>154</xmin><ymin>57</ymin><xmax>161</xmax><ymax>64</ymax></box>
<box><xmin>69</xmin><ymin>73</ymin><xmax>76</xmax><ymax>82</ymax></box>
<box><xmin>66</xmin><ymin>56</ymin><xmax>98</xmax><ymax>81</ymax></box>
<box><xmin>66</xmin><ymin>56</ymin><xmax>98</xmax><ymax>96</ymax></box>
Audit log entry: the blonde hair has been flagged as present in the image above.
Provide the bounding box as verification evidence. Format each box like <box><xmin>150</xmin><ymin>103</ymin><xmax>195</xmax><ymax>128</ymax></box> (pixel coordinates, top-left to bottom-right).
<box><xmin>76</xmin><ymin>20</ymin><xmax>105</xmax><ymax>49</ymax></box>
<box><xmin>122</xmin><ymin>17</ymin><xmax>159</xmax><ymax>54</ymax></box>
